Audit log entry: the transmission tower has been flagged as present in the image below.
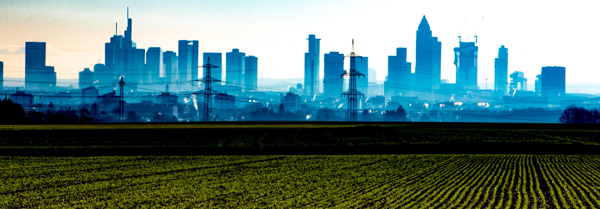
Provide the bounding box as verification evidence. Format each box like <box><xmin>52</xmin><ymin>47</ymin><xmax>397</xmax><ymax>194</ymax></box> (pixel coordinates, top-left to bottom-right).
<box><xmin>118</xmin><ymin>76</ymin><xmax>125</xmax><ymax>122</ymax></box>
<box><xmin>341</xmin><ymin>39</ymin><xmax>365</xmax><ymax>122</ymax></box>
<box><xmin>190</xmin><ymin>57</ymin><xmax>221</xmax><ymax>121</ymax></box>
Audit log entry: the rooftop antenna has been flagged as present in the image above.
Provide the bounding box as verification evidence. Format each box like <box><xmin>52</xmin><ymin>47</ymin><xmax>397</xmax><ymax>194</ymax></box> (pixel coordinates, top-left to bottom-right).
<box><xmin>115</xmin><ymin>23</ymin><xmax>117</xmax><ymax>36</ymax></box>
<box><xmin>127</xmin><ymin>7</ymin><xmax>129</xmax><ymax>19</ymax></box>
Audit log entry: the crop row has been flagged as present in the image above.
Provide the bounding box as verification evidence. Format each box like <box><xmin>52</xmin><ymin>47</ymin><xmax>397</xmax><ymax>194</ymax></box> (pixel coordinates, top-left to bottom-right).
<box><xmin>1</xmin><ymin>155</ymin><xmax>600</xmax><ymax>208</ymax></box>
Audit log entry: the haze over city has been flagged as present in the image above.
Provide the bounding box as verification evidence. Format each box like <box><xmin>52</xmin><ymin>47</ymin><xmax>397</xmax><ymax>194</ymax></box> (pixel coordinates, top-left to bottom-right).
<box><xmin>1</xmin><ymin>0</ymin><xmax>599</xmax><ymax>86</ymax></box>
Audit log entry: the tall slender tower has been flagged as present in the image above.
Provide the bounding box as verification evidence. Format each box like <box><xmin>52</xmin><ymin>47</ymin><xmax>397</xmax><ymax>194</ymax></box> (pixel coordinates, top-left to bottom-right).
<box><xmin>494</xmin><ymin>45</ymin><xmax>508</xmax><ymax>94</ymax></box>
<box><xmin>415</xmin><ymin>16</ymin><xmax>442</xmax><ymax>96</ymax></box>
<box><xmin>341</xmin><ymin>40</ymin><xmax>365</xmax><ymax>122</ymax></box>
<box><xmin>304</xmin><ymin>34</ymin><xmax>321</xmax><ymax>95</ymax></box>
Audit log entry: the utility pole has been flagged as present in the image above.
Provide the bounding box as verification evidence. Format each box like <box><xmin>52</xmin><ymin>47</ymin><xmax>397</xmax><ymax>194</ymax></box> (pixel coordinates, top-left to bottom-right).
<box><xmin>341</xmin><ymin>39</ymin><xmax>365</xmax><ymax>122</ymax></box>
<box><xmin>119</xmin><ymin>76</ymin><xmax>125</xmax><ymax>122</ymax></box>
<box><xmin>190</xmin><ymin>57</ymin><xmax>220</xmax><ymax>121</ymax></box>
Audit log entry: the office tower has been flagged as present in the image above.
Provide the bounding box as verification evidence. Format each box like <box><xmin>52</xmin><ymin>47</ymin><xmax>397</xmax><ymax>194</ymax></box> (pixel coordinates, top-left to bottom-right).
<box><xmin>494</xmin><ymin>45</ymin><xmax>508</xmax><ymax>94</ymax></box>
<box><xmin>79</xmin><ymin>68</ymin><xmax>94</xmax><ymax>89</ymax></box>
<box><xmin>178</xmin><ymin>40</ymin><xmax>199</xmax><ymax>91</ymax></box>
<box><xmin>415</xmin><ymin>16</ymin><xmax>442</xmax><ymax>93</ymax></box>
<box><xmin>104</xmin><ymin>35</ymin><xmax>123</xmax><ymax>84</ymax></box>
<box><xmin>323</xmin><ymin>52</ymin><xmax>345</xmax><ymax>97</ymax></box>
<box><xmin>131</xmin><ymin>48</ymin><xmax>145</xmax><ymax>85</ymax></box>
<box><xmin>368</xmin><ymin>68</ymin><xmax>377</xmax><ymax>83</ymax></box>
<box><xmin>25</xmin><ymin>42</ymin><xmax>46</xmax><ymax>90</ymax></box>
<box><xmin>45</xmin><ymin>66</ymin><xmax>56</xmax><ymax>88</ymax></box>
<box><xmin>541</xmin><ymin>66</ymin><xmax>566</xmax><ymax>99</ymax></box>
<box><xmin>386</xmin><ymin>47</ymin><xmax>412</xmax><ymax>98</ymax></box>
<box><xmin>203</xmin><ymin>53</ymin><xmax>223</xmax><ymax>81</ymax></box>
<box><xmin>163</xmin><ymin>51</ymin><xmax>177</xmax><ymax>86</ymax></box>
<box><xmin>146</xmin><ymin>47</ymin><xmax>163</xmax><ymax>84</ymax></box>
<box><xmin>226</xmin><ymin>48</ymin><xmax>245</xmax><ymax>85</ymax></box>
<box><xmin>304</xmin><ymin>34</ymin><xmax>321</xmax><ymax>95</ymax></box>
<box><xmin>454</xmin><ymin>41</ymin><xmax>479</xmax><ymax>90</ymax></box>
<box><xmin>356</xmin><ymin>56</ymin><xmax>369</xmax><ymax>96</ymax></box>
<box><xmin>245</xmin><ymin>56</ymin><xmax>258</xmax><ymax>91</ymax></box>
<box><xmin>81</xmin><ymin>86</ymin><xmax>99</xmax><ymax>104</ymax></box>
<box><xmin>0</xmin><ymin>61</ymin><xmax>3</xmax><ymax>92</ymax></box>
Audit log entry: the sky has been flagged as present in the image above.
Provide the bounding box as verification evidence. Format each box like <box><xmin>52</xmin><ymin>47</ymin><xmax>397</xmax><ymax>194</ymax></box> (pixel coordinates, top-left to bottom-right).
<box><xmin>1</xmin><ymin>0</ymin><xmax>599</xmax><ymax>87</ymax></box>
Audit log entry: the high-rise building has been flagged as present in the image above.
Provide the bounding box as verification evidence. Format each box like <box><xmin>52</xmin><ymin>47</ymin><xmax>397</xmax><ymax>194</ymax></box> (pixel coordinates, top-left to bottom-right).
<box><xmin>163</xmin><ymin>51</ymin><xmax>177</xmax><ymax>87</ymax></box>
<box><xmin>356</xmin><ymin>56</ymin><xmax>369</xmax><ymax>95</ymax></box>
<box><xmin>103</xmin><ymin>9</ymin><xmax>145</xmax><ymax>88</ymax></box>
<box><xmin>0</xmin><ymin>61</ymin><xmax>3</xmax><ymax>92</ymax></box>
<box><xmin>178</xmin><ymin>40</ymin><xmax>199</xmax><ymax>91</ymax></box>
<box><xmin>454</xmin><ymin>41</ymin><xmax>479</xmax><ymax>90</ymax></box>
<box><xmin>304</xmin><ymin>34</ymin><xmax>321</xmax><ymax>95</ymax></box>
<box><xmin>541</xmin><ymin>66</ymin><xmax>566</xmax><ymax>99</ymax></box>
<box><xmin>146</xmin><ymin>47</ymin><xmax>163</xmax><ymax>84</ymax></box>
<box><xmin>79</xmin><ymin>68</ymin><xmax>94</xmax><ymax>89</ymax></box>
<box><xmin>131</xmin><ymin>48</ymin><xmax>145</xmax><ymax>85</ymax></box>
<box><xmin>415</xmin><ymin>16</ymin><xmax>442</xmax><ymax>93</ymax></box>
<box><xmin>226</xmin><ymin>48</ymin><xmax>245</xmax><ymax>86</ymax></box>
<box><xmin>45</xmin><ymin>66</ymin><xmax>57</xmax><ymax>89</ymax></box>
<box><xmin>245</xmin><ymin>56</ymin><xmax>258</xmax><ymax>91</ymax></box>
<box><xmin>386</xmin><ymin>47</ymin><xmax>412</xmax><ymax>98</ymax></box>
<box><xmin>203</xmin><ymin>53</ymin><xmax>222</xmax><ymax>81</ymax></box>
<box><xmin>494</xmin><ymin>45</ymin><xmax>508</xmax><ymax>94</ymax></box>
<box><xmin>25</xmin><ymin>42</ymin><xmax>46</xmax><ymax>90</ymax></box>
<box><xmin>323</xmin><ymin>52</ymin><xmax>345</xmax><ymax>97</ymax></box>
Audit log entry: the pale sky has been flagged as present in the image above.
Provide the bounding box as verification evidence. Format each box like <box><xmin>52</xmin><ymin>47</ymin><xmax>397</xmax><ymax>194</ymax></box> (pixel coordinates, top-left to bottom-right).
<box><xmin>1</xmin><ymin>0</ymin><xmax>599</xmax><ymax>86</ymax></box>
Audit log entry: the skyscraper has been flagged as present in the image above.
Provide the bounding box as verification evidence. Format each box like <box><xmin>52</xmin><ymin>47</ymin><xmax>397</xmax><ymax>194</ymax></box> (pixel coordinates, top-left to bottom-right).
<box><xmin>25</xmin><ymin>42</ymin><xmax>46</xmax><ymax>90</ymax></box>
<box><xmin>178</xmin><ymin>40</ymin><xmax>199</xmax><ymax>91</ymax></box>
<box><xmin>356</xmin><ymin>56</ymin><xmax>369</xmax><ymax>95</ymax></box>
<box><xmin>454</xmin><ymin>41</ymin><xmax>479</xmax><ymax>90</ymax></box>
<box><xmin>245</xmin><ymin>56</ymin><xmax>258</xmax><ymax>91</ymax></box>
<box><xmin>386</xmin><ymin>47</ymin><xmax>412</xmax><ymax>98</ymax></box>
<box><xmin>103</xmin><ymin>8</ymin><xmax>145</xmax><ymax>87</ymax></box>
<box><xmin>323</xmin><ymin>52</ymin><xmax>345</xmax><ymax>97</ymax></box>
<box><xmin>203</xmin><ymin>53</ymin><xmax>222</xmax><ymax>82</ymax></box>
<box><xmin>146</xmin><ymin>47</ymin><xmax>163</xmax><ymax>85</ymax></box>
<box><xmin>304</xmin><ymin>34</ymin><xmax>321</xmax><ymax>95</ymax></box>
<box><xmin>415</xmin><ymin>16</ymin><xmax>442</xmax><ymax>94</ymax></box>
<box><xmin>79</xmin><ymin>68</ymin><xmax>94</xmax><ymax>89</ymax></box>
<box><xmin>163</xmin><ymin>51</ymin><xmax>177</xmax><ymax>86</ymax></box>
<box><xmin>541</xmin><ymin>66</ymin><xmax>566</xmax><ymax>99</ymax></box>
<box><xmin>494</xmin><ymin>45</ymin><xmax>508</xmax><ymax>94</ymax></box>
<box><xmin>226</xmin><ymin>48</ymin><xmax>245</xmax><ymax>86</ymax></box>
<box><xmin>45</xmin><ymin>66</ymin><xmax>56</xmax><ymax>89</ymax></box>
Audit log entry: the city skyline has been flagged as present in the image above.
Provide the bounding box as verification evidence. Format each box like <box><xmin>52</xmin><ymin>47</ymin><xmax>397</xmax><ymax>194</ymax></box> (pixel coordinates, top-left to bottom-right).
<box><xmin>0</xmin><ymin>0</ymin><xmax>599</xmax><ymax>87</ymax></box>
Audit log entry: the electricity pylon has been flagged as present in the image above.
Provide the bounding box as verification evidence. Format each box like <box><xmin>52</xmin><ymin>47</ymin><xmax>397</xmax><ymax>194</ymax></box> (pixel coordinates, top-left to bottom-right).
<box><xmin>341</xmin><ymin>39</ymin><xmax>365</xmax><ymax>122</ymax></box>
<box><xmin>118</xmin><ymin>76</ymin><xmax>125</xmax><ymax>122</ymax></box>
<box><xmin>190</xmin><ymin>57</ymin><xmax>221</xmax><ymax>121</ymax></box>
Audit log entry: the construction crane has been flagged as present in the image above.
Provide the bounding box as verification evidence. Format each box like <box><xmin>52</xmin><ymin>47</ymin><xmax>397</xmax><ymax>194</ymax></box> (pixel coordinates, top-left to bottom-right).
<box><xmin>190</xmin><ymin>57</ymin><xmax>221</xmax><ymax>121</ymax></box>
<box><xmin>340</xmin><ymin>39</ymin><xmax>365</xmax><ymax>122</ymax></box>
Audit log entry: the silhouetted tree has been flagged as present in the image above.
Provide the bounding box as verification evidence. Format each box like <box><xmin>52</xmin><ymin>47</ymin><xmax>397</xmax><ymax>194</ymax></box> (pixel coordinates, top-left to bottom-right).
<box><xmin>384</xmin><ymin>105</ymin><xmax>407</xmax><ymax>121</ymax></box>
<box><xmin>559</xmin><ymin>106</ymin><xmax>599</xmax><ymax>124</ymax></box>
<box><xmin>0</xmin><ymin>99</ymin><xmax>26</xmax><ymax>124</ymax></box>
